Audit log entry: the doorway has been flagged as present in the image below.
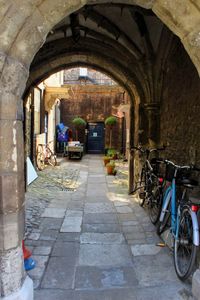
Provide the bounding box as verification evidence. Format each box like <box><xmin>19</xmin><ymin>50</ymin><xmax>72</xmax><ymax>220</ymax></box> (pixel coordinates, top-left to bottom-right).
<box><xmin>87</xmin><ymin>122</ymin><xmax>105</xmax><ymax>154</ymax></box>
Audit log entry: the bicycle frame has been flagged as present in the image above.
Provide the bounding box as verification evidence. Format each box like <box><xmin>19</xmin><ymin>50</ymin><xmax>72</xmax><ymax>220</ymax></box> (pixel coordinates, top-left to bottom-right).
<box><xmin>160</xmin><ymin>178</ymin><xmax>200</xmax><ymax>246</ymax></box>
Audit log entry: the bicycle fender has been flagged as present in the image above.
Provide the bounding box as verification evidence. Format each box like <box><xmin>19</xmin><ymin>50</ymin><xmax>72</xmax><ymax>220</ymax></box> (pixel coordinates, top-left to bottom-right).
<box><xmin>190</xmin><ymin>208</ymin><xmax>199</xmax><ymax>246</ymax></box>
<box><xmin>159</xmin><ymin>187</ymin><xmax>172</xmax><ymax>222</ymax></box>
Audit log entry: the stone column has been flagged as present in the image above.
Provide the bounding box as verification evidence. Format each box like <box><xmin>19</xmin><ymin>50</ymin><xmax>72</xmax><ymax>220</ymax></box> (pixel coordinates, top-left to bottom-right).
<box><xmin>144</xmin><ymin>103</ymin><xmax>160</xmax><ymax>145</ymax></box>
<box><xmin>0</xmin><ymin>91</ymin><xmax>33</xmax><ymax>298</ymax></box>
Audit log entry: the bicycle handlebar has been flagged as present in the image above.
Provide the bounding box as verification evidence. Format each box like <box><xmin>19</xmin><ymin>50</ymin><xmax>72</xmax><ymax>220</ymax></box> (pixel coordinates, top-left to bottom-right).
<box><xmin>132</xmin><ymin>146</ymin><xmax>165</xmax><ymax>154</ymax></box>
<box><xmin>164</xmin><ymin>160</ymin><xmax>200</xmax><ymax>172</ymax></box>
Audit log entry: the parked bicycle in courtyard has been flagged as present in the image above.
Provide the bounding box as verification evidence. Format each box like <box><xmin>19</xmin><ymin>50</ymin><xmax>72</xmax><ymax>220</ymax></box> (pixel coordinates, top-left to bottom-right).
<box><xmin>36</xmin><ymin>141</ymin><xmax>57</xmax><ymax>171</ymax></box>
<box><xmin>132</xmin><ymin>145</ymin><xmax>165</xmax><ymax>224</ymax></box>
<box><xmin>157</xmin><ymin>159</ymin><xmax>200</xmax><ymax>280</ymax></box>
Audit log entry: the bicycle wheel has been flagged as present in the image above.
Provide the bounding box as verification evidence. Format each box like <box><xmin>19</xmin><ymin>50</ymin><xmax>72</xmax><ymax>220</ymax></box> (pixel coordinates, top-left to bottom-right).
<box><xmin>174</xmin><ymin>207</ymin><xmax>198</xmax><ymax>280</ymax></box>
<box><xmin>148</xmin><ymin>184</ymin><xmax>162</xmax><ymax>224</ymax></box>
<box><xmin>138</xmin><ymin>168</ymin><xmax>146</xmax><ymax>207</ymax></box>
<box><xmin>48</xmin><ymin>154</ymin><xmax>57</xmax><ymax>167</ymax></box>
<box><xmin>36</xmin><ymin>152</ymin><xmax>45</xmax><ymax>171</ymax></box>
<box><xmin>157</xmin><ymin>199</ymin><xmax>171</xmax><ymax>235</ymax></box>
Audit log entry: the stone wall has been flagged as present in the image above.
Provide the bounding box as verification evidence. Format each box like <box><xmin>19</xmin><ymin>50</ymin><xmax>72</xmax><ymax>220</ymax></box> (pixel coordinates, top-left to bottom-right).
<box><xmin>160</xmin><ymin>38</ymin><xmax>200</xmax><ymax>166</ymax></box>
<box><xmin>60</xmin><ymin>85</ymin><xmax>126</xmax><ymax>151</ymax></box>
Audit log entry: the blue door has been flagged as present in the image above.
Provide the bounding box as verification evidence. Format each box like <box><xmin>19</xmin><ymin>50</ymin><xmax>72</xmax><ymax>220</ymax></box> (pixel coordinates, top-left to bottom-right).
<box><xmin>87</xmin><ymin>122</ymin><xmax>105</xmax><ymax>154</ymax></box>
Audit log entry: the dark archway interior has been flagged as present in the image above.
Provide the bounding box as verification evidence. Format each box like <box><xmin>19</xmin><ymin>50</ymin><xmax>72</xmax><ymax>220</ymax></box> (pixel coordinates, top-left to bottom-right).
<box><xmin>27</xmin><ymin>3</ymin><xmax>200</xmax><ymax>166</ymax></box>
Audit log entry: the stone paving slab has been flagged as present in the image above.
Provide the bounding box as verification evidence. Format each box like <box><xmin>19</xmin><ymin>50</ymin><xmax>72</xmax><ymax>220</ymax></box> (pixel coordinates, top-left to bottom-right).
<box><xmin>51</xmin><ymin>242</ymin><xmax>79</xmax><ymax>263</ymax></box>
<box><xmin>82</xmin><ymin>223</ymin><xmax>121</xmax><ymax>233</ymax></box>
<box><xmin>80</xmin><ymin>233</ymin><xmax>125</xmax><ymax>244</ymax></box>
<box><xmin>75</xmin><ymin>266</ymin><xmax>138</xmax><ymax>289</ymax></box>
<box><xmin>85</xmin><ymin>196</ymin><xmax>111</xmax><ymax>203</ymax></box>
<box><xmin>118</xmin><ymin>213</ymin><xmax>137</xmax><ymax>221</ymax></box>
<box><xmin>41</xmin><ymin>257</ymin><xmax>76</xmax><ymax>289</ymax></box>
<box><xmin>60</xmin><ymin>217</ymin><xmax>82</xmax><ymax>232</ymax></box>
<box><xmin>83</xmin><ymin>213</ymin><xmax>118</xmax><ymax>224</ymax></box>
<box><xmin>34</xmin><ymin>286</ymin><xmax>185</xmax><ymax>300</ymax></box>
<box><xmin>87</xmin><ymin>183</ymin><xmax>108</xmax><ymax>191</ymax></box>
<box><xmin>133</xmin><ymin>253</ymin><xmax>180</xmax><ymax>287</ymax></box>
<box><xmin>41</xmin><ymin>208</ymin><xmax>66</xmax><ymax>218</ymax></box>
<box><xmin>34</xmin><ymin>290</ymin><xmax>76</xmax><ymax>300</ymax></box>
<box><xmin>84</xmin><ymin>203</ymin><xmax>115</xmax><ymax>213</ymax></box>
<box><xmin>88</xmin><ymin>177</ymin><xmax>106</xmax><ymax>184</ymax></box>
<box><xmin>79</xmin><ymin>244</ymin><xmax>133</xmax><ymax>267</ymax></box>
<box><xmin>48</xmin><ymin>201</ymin><xmax>69</xmax><ymax>208</ymax></box>
<box><xmin>57</xmin><ymin>233</ymin><xmax>80</xmax><ymax>242</ymax></box>
<box><xmin>28</xmin><ymin>255</ymin><xmax>49</xmax><ymax>281</ymax></box>
<box><xmin>66</xmin><ymin>210</ymin><xmax>83</xmax><ymax>217</ymax></box>
<box><xmin>39</xmin><ymin>218</ymin><xmax>63</xmax><ymax>230</ymax></box>
<box><xmin>39</xmin><ymin>229</ymin><xmax>59</xmax><ymax>241</ymax></box>
<box><xmin>131</xmin><ymin>244</ymin><xmax>162</xmax><ymax>256</ymax></box>
<box><xmin>115</xmin><ymin>206</ymin><xmax>133</xmax><ymax>213</ymax></box>
<box><xmin>67</xmin><ymin>200</ymin><xmax>84</xmax><ymax>210</ymax></box>
<box><xmin>33</xmin><ymin>246</ymin><xmax>52</xmax><ymax>256</ymax></box>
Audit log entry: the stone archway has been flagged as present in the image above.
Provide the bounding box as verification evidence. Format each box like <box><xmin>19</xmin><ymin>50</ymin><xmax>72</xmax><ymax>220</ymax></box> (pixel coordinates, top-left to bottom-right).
<box><xmin>0</xmin><ymin>1</ymin><xmax>200</xmax><ymax>299</ymax></box>
<box><xmin>26</xmin><ymin>53</ymin><xmax>141</xmax><ymax>194</ymax></box>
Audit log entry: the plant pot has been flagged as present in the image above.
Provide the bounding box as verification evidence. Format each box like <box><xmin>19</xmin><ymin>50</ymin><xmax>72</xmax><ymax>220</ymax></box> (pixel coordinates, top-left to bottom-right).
<box><xmin>107</xmin><ymin>165</ymin><xmax>115</xmax><ymax>175</ymax></box>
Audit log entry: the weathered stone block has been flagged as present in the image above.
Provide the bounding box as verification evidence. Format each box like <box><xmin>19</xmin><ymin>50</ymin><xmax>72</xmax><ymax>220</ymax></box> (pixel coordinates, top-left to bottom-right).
<box><xmin>0</xmin><ymin>92</ymin><xmax>23</xmax><ymax>120</ymax></box>
<box><xmin>0</xmin><ymin>246</ymin><xmax>24</xmax><ymax>297</ymax></box>
<box><xmin>0</xmin><ymin>209</ymin><xmax>24</xmax><ymax>251</ymax></box>
<box><xmin>38</xmin><ymin>0</ymin><xmax>85</xmax><ymax>27</ymax></box>
<box><xmin>0</xmin><ymin>57</ymin><xmax>28</xmax><ymax>97</ymax></box>
<box><xmin>153</xmin><ymin>0</ymin><xmax>200</xmax><ymax>37</ymax></box>
<box><xmin>0</xmin><ymin>120</ymin><xmax>24</xmax><ymax>173</ymax></box>
<box><xmin>0</xmin><ymin>172</ymin><xmax>25</xmax><ymax>214</ymax></box>
<box><xmin>9</xmin><ymin>8</ymin><xmax>52</xmax><ymax>66</ymax></box>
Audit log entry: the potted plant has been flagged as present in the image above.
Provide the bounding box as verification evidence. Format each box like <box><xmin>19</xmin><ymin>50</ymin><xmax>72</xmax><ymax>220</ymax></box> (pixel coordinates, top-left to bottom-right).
<box><xmin>72</xmin><ymin>117</ymin><xmax>86</xmax><ymax>140</ymax></box>
<box><xmin>103</xmin><ymin>155</ymin><xmax>111</xmax><ymax>166</ymax></box>
<box><xmin>107</xmin><ymin>148</ymin><xmax>118</xmax><ymax>160</ymax></box>
<box><xmin>105</xmin><ymin>116</ymin><xmax>117</xmax><ymax>149</ymax></box>
<box><xmin>106</xmin><ymin>161</ymin><xmax>116</xmax><ymax>175</ymax></box>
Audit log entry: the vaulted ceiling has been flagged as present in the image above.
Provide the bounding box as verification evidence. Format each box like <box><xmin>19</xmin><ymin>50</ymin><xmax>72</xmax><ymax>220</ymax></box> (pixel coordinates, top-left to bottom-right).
<box><xmin>28</xmin><ymin>3</ymin><xmax>175</xmax><ymax>104</ymax></box>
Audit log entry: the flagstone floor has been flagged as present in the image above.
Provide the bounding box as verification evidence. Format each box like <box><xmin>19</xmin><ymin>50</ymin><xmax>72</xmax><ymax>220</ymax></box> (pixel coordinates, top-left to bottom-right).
<box><xmin>25</xmin><ymin>155</ymin><xmax>191</xmax><ymax>300</ymax></box>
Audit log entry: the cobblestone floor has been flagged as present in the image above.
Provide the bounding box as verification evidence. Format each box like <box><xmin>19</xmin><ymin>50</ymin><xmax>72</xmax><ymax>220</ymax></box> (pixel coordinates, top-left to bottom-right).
<box><xmin>25</xmin><ymin>155</ymin><xmax>191</xmax><ymax>300</ymax></box>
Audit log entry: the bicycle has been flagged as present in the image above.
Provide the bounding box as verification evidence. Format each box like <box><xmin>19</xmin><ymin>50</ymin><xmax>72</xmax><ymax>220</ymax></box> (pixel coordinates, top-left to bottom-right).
<box><xmin>157</xmin><ymin>160</ymin><xmax>200</xmax><ymax>280</ymax></box>
<box><xmin>132</xmin><ymin>146</ymin><xmax>165</xmax><ymax>224</ymax></box>
<box><xmin>36</xmin><ymin>141</ymin><xmax>57</xmax><ymax>171</ymax></box>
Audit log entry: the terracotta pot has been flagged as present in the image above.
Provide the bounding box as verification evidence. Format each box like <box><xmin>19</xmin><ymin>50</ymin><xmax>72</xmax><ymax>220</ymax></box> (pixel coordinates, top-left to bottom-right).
<box><xmin>107</xmin><ymin>165</ymin><xmax>115</xmax><ymax>175</ymax></box>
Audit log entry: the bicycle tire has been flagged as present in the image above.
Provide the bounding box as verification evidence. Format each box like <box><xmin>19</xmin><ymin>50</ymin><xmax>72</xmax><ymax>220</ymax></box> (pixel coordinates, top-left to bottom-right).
<box><xmin>48</xmin><ymin>154</ymin><xmax>57</xmax><ymax>167</ymax></box>
<box><xmin>138</xmin><ymin>168</ymin><xmax>146</xmax><ymax>207</ymax></box>
<box><xmin>157</xmin><ymin>200</ymin><xmax>171</xmax><ymax>235</ymax></box>
<box><xmin>148</xmin><ymin>185</ymin><xmax>162</xmax><ymax>224</ymax></box>
<box><xmin>36</xmin><ymin>152</ymin><xmax>45</xmax><ymax>171</ymax></box>
<box><xmin>174</xmin><ymin>207</ymin><xmax>198</xmax><ymax>280</ymax></box>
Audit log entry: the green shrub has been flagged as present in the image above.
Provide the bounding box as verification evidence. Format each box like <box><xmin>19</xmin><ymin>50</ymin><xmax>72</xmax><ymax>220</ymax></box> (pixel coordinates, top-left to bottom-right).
<box><xmin>105</xmin><ymin>116</ymin><xmax>117</xmax><ymax>126</ymax></box>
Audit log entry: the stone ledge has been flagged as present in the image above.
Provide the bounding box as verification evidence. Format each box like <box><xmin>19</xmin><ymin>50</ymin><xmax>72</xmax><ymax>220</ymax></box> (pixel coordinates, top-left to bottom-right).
<box><xmin>0</xmin><ymin>276</ymin><xmax>33</xmax><ymax>300</ymax></box>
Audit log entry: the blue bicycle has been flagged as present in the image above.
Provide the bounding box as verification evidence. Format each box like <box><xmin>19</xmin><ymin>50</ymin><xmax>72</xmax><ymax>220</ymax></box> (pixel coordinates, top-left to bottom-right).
<box><xmin>157</xmin><ymin>160</ymin><xmax>200</xmax><ymax>280</ymax></box>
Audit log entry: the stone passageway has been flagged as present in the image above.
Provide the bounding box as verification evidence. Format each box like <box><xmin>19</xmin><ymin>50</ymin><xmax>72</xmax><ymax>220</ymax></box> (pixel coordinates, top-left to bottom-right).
<box><xmin>26</xmin><ymin>155</ymin><xmax>189</xmax><ymax>300</ymax></box>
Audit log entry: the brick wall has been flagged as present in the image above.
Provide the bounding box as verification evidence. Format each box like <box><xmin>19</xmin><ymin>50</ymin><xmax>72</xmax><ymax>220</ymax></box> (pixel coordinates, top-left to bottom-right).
<box><xmin>60</xmin><ymin>85</ymin><xmax>126</xmax><ymax>151</ymax></box>
<box><xmin>160</xmin><ymin>38</ymin><xmax>200</xmax><ymax>166</ymax></box>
